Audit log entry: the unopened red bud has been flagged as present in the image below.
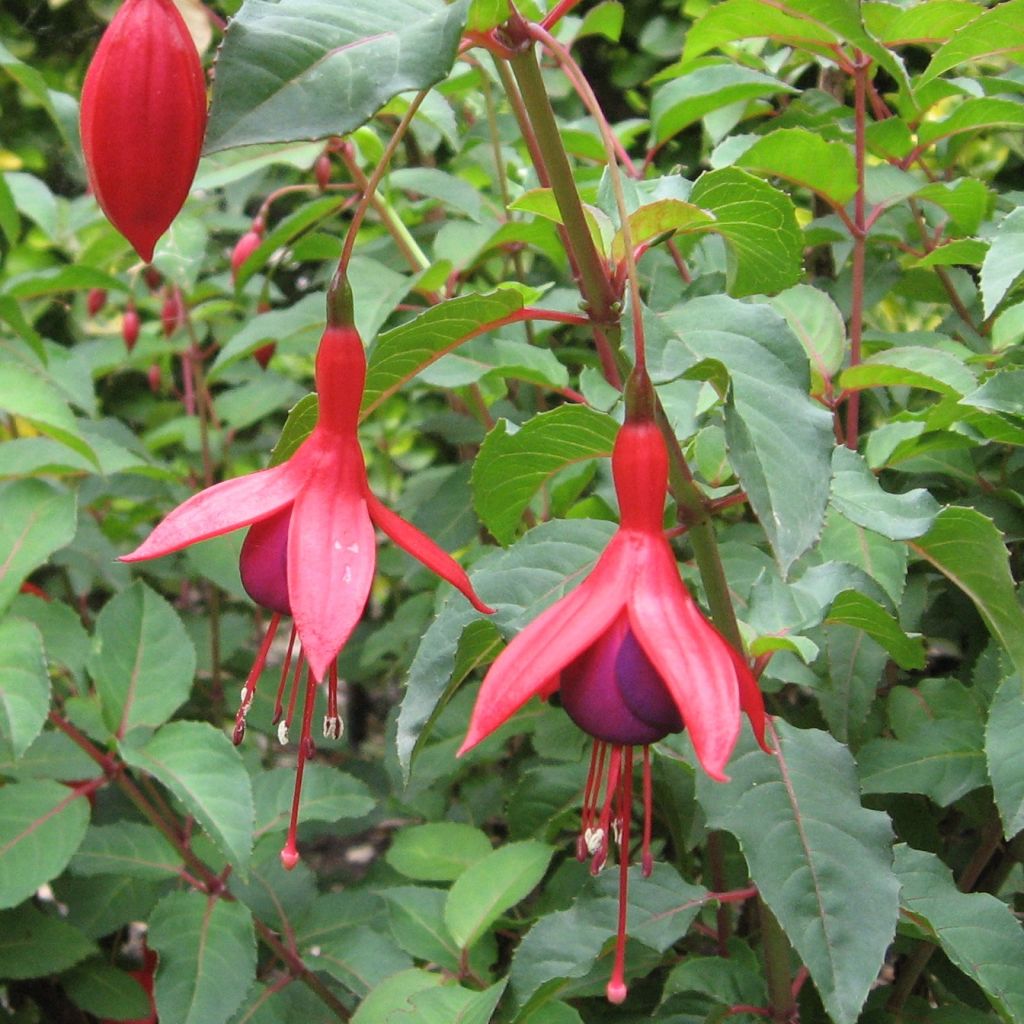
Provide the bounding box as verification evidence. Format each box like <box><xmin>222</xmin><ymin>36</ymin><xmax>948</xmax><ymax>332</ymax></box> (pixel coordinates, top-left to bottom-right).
<box><xmin>147</xmin><ymin>364</ymin><xmax>162</xmax><ymax>393</ymax></box>
<box><xmin>314</xmin><ymin>153</ymin><xmax>331</xmax><ymax>190</ymax></box>
<box><xmin>87</xmin><ymin>287</ymin><xmax>107</xmax><ymax>316</ymax></box>
<box><xmin>122</xmin><ymin>303</ymin><xmax>140</xmax><ymax>352</ymax></box>
<box><xmin>80</xmin><ymin>0</ymin><xmax>208</xmax><ymax>262</ymax></box>
<box><xmin>253</xmin><ymin>343</ymin><xmax>276</xmax><ymax>370</ymax></box>
<box><xmin>231</xmin><ymin>229</ymin><xmax>263</xmax><ymax>283</ymax></box>
<box><xmin>144</xmin><ymin>266</ymin><xmax>162</xmax><ymax>291</ymax></box>
<box><xmin>161</xmin><ymin>290</ymin><xmax>184</xmax><ymax>337</ymax></box>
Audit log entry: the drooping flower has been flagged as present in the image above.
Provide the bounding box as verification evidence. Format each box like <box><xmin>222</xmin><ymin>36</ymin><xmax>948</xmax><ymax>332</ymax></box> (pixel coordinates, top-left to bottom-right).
<box><xmin>459</xmin><ymin>418</ymin><xmax>768</xmax><ymax>1003</ymax></box>
<box><xmin>123</xmin><ymin>316</ymin><xmax>492</xmax><ymax>867</ymax></box>
<box><xmin>80</xmin><ymin>0</ymin><xmax>207</xmax><ymax>262</ymax></box>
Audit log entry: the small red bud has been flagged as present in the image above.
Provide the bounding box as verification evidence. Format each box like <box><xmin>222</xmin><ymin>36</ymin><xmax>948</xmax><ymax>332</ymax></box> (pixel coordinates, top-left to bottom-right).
<box><xmin>80</xmin><ymin>0</ymin><xmax>208</xmax><ymax>262</ymax></box>
<box><xmin>314</xmin><ymin>152</ymin><xmax>331</xmax><ymax>190</ymax></box>
<box><xmin>253</xmin><ymin>343</ymin><xmax>276</xmax><ymax>370</ymax></box>
<box><xmin>161</xmin><ymin>289</ymin><xmax>184</xmax><ymax>337</ymax></box>
<box><xmin>231</xmin><ymin>229</ymin><xmax>263</xmax><ymax>283</ymax></box>
<box><xmin>147</xmin><ymin>364</ymin><xmax>162</xmax><ymax>393</ymax></box>
<box><xmin>122</xmin><ymin>302</ymin><xmax>140</xmax><ymax>352</ymax></box>
<box><xmin>143</xmin><ymin>266</ymin><xmax>162</xmax><ymax>291</ymax></box>
<box><xmin>87</xmin><ymin>287</ymin><xmax>107</xmax><ymax>317</ymax></box>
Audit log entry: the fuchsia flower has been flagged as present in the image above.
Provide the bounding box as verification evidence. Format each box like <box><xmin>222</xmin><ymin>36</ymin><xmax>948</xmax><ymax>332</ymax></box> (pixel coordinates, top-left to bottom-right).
<box><xmin>123</xmin><ymin>321</ymin><xmax>492</xmax><ymax>867</ymax></box>
<box><xmin>459</xmin><ymin>419</ymin><xmax>768</xmax><ymax>1004</ymax></box>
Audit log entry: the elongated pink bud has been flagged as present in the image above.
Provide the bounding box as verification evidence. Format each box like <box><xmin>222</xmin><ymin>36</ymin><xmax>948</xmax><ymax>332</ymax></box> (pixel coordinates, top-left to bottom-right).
<box><xmin>122</xmin><ymin>302</ymin><xmax>140</xmax><ymax>352</ymax></box>
<box><xmin>231</xmin><ymin>229</ymin><xmax>263</xmax><ymax>283</ymax></box>
<box><xmin>87</xmin><ymin>288</ymin><xmax>107</xmax><ymax>317</ymax></box>
<box><xmin>80</xmin><ymin>0</ymin><xmax>207</xmax><ymax>262</ymax></box>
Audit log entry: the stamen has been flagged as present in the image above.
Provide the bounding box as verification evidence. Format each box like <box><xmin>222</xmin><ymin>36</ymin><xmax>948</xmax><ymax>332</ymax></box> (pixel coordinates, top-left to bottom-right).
<box><xmin>606</xmin><ymin>746</ymin><xmax>633</xmax><ymax>1005</ymax></box>
<box><xmin>323</xmin><ymin>663</ymin><xmax>343</xmax><ymax>739</ymax></box>
<box><xmin>232</xmin><ymin>612</ymin><xmax>282</xmax><ymax>746</ymax></box>
<box><xmin>281</xmin><ymin>664</ymin><xmax>317</xmax><ymax>871</ymax></box>
<box><xmin>578</xmin><ymin>742</ymin><xmax>605</xmax><ymax>860</ymax></box>
<box><xmin>282</xmin><ymin>646</ymin><xmax>304</xmax><ymax>738</ymax></box>
<box><xmin>592</xmin><ymin>746</ymin><xmax>622</xmax><ymax>875</ymax></box>
<box><xmin>272</xmin><ymin>626</ymin><xmax>298</xmax><ymax>725</ymax></box>
<box><xmin>642</xmin><ymin>745</ymin><xmax>654</xmax><ymax>877</ymax></box>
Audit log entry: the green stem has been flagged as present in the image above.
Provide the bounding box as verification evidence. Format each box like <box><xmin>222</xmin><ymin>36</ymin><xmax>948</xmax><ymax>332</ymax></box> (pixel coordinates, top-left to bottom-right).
<box><xmin>507</xmin><ymin>40</ymin><xmax>618</xmax><ymax>331</ymax></box>
<box><xmin>760</xmin><ymin>899</ymin><xmax>796</xmax><ymax>1022</ymax></box>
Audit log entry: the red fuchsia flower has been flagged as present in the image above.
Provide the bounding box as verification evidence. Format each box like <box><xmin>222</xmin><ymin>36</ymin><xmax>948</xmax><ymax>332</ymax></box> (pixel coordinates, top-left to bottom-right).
<box><xmin>122</xmin><ymin>317</ymin><xmax>492</xmax><ymax>868</ymax></box>
<box><xmin>80</xmin><ymin>0</ymin><xmax>207</xmax><ymax>263</ymax></box>
<box><xmin>459</xmin><ymin>418</ymin><xmax>768</xmax><ymax>1004</ymax></box>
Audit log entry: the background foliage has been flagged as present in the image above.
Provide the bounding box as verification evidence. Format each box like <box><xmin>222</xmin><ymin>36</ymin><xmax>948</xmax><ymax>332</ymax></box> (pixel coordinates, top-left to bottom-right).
<box><xmin>1</xmin><ymin>0</ymin><xmax>1024</xmax><ymax>1021</ymax></box>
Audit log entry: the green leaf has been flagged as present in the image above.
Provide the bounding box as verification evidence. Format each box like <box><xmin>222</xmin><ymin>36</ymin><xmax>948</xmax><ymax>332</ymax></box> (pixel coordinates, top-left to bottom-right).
<box><xmin>397</xmin><ymin>519</ymin><xmax>616</xmax><ymax>773</ymax></box>
<box><xmin>817</xmin><ymin>509</ymin><xmax>908</xmax><ymax>604</ymax></box>
<box><xmin>0</xmin><ymin>618</ymin><xmax>48</xmax><ymax>759</ymax></box>
<box><xmin>613</xmin><ymin>198</ymin><xmax>715</xmax><ymax>260</ymax></box>
<box><xmin>0</xmin><ymin>362</ymin><xmax>97</xmax><ymax>465</ymax></box>
<box><xmin>395</xmin><ymin>980</ymin><xmax>507</xmax><ymax>1024</ymax></box>
<box><xmin>508</xmin><ymin>189</ymin><xmax>610</xmax><ymax>256</ymax></box>
<box><xmin>697</xmin><ymin>724</ymin><xmax>900</xmax><ymax>1024</ymax></box>
<box><xmin>980</xmin><ymin>207</ymin><xmax>1024</xmax><ymax>318</ymax></box>
<box><xmin>661</xmin><ymin>297</ymin><xmax>833</xmax><ymax>573</ymax></box>
<box><xmin>911</xmin><ymin>238</ymin><xmax>988</xmax><ymax>269</ymax></box>
<box><xmin>0</xmin><ymin>480</ymin><xmax>76</xmax><ymax>615</ymax></box>
<box><xmin>894</xmin><ymin>844</ymin><xmax>1024</xmax><ymax>1021</ymax></box>
<box><xmin>830</xmin><ymin>446</ymin><xmax>939</xmax><ymax>540</ymax></box>
<box><xmin>467</xmin><ymin>0</ymin><xmax>510</xmax><ymax>31</ymax></box>
<box><xmin>651</xmin><ymin>64</ymin><xmax>796</xmax><ymax>144</ymax></box>
<box><xmin>386</xmin><ymin>822</ymin><xmax>494</xmax><ymax>881</ymax></box>
<box><xmin>960</xmin><ymin>370</ymin><xmax>1024</xmax><ymax>418</ymax></box>
<box><xmin>918</xmin><ymin>98</ymin><xmax>1024</xmax><ymax>148</ymax></box>
<box><xmin>768</xmin><ymin>283</ymin><xmax>846</xmax><ymax>389</ymax></box>
<box><xmin>919</xmin><ymin>0</ymin><xmax>1024</xmax><ymax>85</ymax></box>
<box><xmin>87</xmin><ymin>582</ymin><xmax>196</xmax><ymax>738</ymax></box>
<box><xmin>380</xmin><ymin>885</ymin><xmax>465</xmax><ymax>970</ymax></box>
<box><xmin>917</xmin><ymin>178</ymin><xmax>992</xmax><ymax>235</ymax></box>
<box><xmin>728</xmin><ymin>128</ymin><xmax>857</xmax><ymax>205</ymax></box>
<box><xmin>69</xmin><ymin>822</ymin><xmax>182</xmax><ymax>880</ymax></box>
<box><xmin>446</xmin><ymin>841</ymin><xmax>554</xmax><ymax>949</ymax></box>
<box><xmin>61</xmin><ymin>957</ymin><xmax>154</xmax><ymax>1020</ymax></box>
<box><xmin>0</xmin><ymin>904</ymin><xmax>95</xmax><ymax>980</ymax></box>
<box><xmin>206</xmin><ymin>0</ymin><xmax>470</xmax><ymax>150</ymax></box>
<box><xmin>305</xmin><ymin>924</ymin><xmax>413</xmax><ymax>999</ymax></box>
<box><xmin>120</xmin><ymin>721</ymin><xmax>254</xmax><ymax>875</ymax></box>
<box><xmin>511</xmin><ymin>864</ymin><xmax>707</xmax><ymax>1006</ymax></box>
<box><xmin>149</xmin><ymin>891</ymin><xmax>256</xmax><ymax>1024</ymax></box>
<box><xmin>252</xmin><ymin>763</ymin><xmax>375</xmax><ymax>839</ymax></box>
<box><xmin>909</xmin><ymin>507</ymin><xmax>1024</xmax><ymax>680</ymax></box>
<box><xmin>826</xmin><ymin>591</ymin><xmax>926</xmax><ymax>670</ymax></box>
<box><xmin>662</xmin><ymin>938</ymin><xmax>765</xmax><ymax>1006</ymax></box>
<box><xmin>840</xmin><ymin>345</ymin><xmax>977</xmax><ymax>397</ymax></box>
<box><xmin>473</xmin><ymin>407</ymin><xmax>618</xmax><ymax>546</ymax></box>
<box><xmin>0</xmin><ymin>780</ymin><xmax>91</xmax><ymax>909</ymax></box>
<box><xmin>363</xmin><ymin>288</ymin><xmax>525</xmax><ymax>415</ymax></box>
<box><xmin>985</xmin><ymin>674</ymin><xmax>1024</xmax><ymax>840</ymax></box>
<box><xmin>819</xmin><ymin>624</ymin><xmax>889</xmax><ymax>745</ymax></box>
<box><xmin>690</xmin><ymin>168</ymin><xmax>803</xmax><ymax>296</ymax></box>
<box><xmin>351</xmin><ymin>969</ymin><xmax>444</xmax><ymax>1024</ymax></box>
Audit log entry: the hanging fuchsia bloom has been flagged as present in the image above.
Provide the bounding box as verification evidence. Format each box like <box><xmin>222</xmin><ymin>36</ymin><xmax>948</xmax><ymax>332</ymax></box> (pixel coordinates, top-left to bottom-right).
<box><xmin>460</xmin><ymin>418</ymin><xmax>768</xmax><ymax>1004</ymax></box>
<box><xmin>123</xmin><ymin>319</ymin><xmax>492</xmax><ymax>867</ymax></box>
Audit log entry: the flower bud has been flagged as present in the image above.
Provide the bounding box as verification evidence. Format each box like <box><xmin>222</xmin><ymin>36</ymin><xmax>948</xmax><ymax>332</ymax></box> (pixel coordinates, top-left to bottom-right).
<box><xmin>147</xmin><ymin>364</ymin><xmax>162</xmax><ymax>393</ymax></box>
<box><xmin>231</xmin><ymin>228</ymin><xmax>263</xmax><ymax>283</ymax></box>
<box><xmin>122</xmin><ymin>302</ymin><xmax>140</xmax><ymax>352</ymax></box>
<box><xmin>87</xmin><ymin>287</ymin><xmax>107</xmax><ymax>317</ymax></box>
<box><xmin>253</xmin><ymin>343</ymin><xmax>276</xmax><ymax>370</ymax></box>
<box><xmin>161</xmin><ymin>289</ymin><xmax>184</xmax><ymax>337</ymax></box>
<box><xmin>314</xmin><ymin>152</ymin><xmax>332</xmax><ymax>190</ymax></box>
<box><xmin>80</xmin><ymin>0</ymin><xmax>208</xmax><ymax>262</ymax></box>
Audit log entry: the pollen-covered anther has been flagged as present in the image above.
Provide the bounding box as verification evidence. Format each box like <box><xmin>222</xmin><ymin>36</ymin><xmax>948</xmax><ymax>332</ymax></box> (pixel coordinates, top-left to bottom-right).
<box><xmin>323</xmin><ymin>715</ymin><xmax>343</xmax><ymax>740</ymax></box>
<box><xmin>277</xmin><ymin>721</ymin><xmax>289</xmax><ymax>745</ymax></box>
<box><xmin>583</xmin><ymin>827</ymin><xmax>604</xmax><ymax>857</ymax></box>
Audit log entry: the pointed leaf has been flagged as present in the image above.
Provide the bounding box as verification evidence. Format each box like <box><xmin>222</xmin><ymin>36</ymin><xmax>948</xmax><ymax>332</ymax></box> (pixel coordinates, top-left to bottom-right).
<box><xmin>472</xmin><ymin>407</ymin><xmax>618</xmax><ymax>546</ymax></box>
<box><xmin>986</xmin><ymin>673</ymin><xmax>1024</xmax><ymax>840</ymax></box>
<box><xmin>0</xmin><ymin>903</ymin><xmax>96</xmax><ymax>979</ymax></box>
<box><xmin>387</xmin><ymin>823</ymin><xmax>494</xmax><ymax>882</ymax></box>
<box><xmin>87</xmin><ymin>582</ymin><xmax>196</xmax><ymax>737</ymax></box>
<box><xmin>253</xmin><ymin>763</ymin><xmax>374</xmax><ymax>839</ymax></box>
<box><xmin>206</xmin><ymin>0</ymin><xmax>470</xmax><ymax>150</ymax></box>
<box><xmin>0</xmin><ymin>780</ymin><xmax>91</xmax><ymax>909</ymax></box>
<box><xmin>148</xmin><ymin>890</ymin><xmax>256</xmax><ymax>1024</ymax></box>
<box><xmin>0</xmin><ymin>479</ymin><xmax>76</xmax><ymax>616</ymax></box>
<box><xmin>120</xmin><ymin>721</ymin><xmax>254</xmax><ymax>875</ymax></box>
<box><xmin>446</xmin><ymin>841</ymin><xmax>554</xmax><ymax>949</ymax></box>
<box><xmin>697</xmin><ymin>723</ymin><xmax>900</xmax><ymax>1024</ymax></box>
<box><xmin>910</xmin><ymin>507</ymin><xmax>1024</xmax><ymax>680</ymax></box>
<box><xmin>826</xmin><ymin>591</ymin><xmax>926</xmax><ymax>670</ymax></box>
<box><xmin>894</xmin><ymin>844</ymin><xmax>1024</xmax><ymax>1021</ymax></box>
<box><xmin>919</xmin><ymin>0</ymin><xmax>1024</xmax><ymax>85</ymax></box>
<box><xmin>69</xmin><ymin>822</ymin><xmax>182</xmax><ymax>880</ymax></box>
<box><xmin>980</xmin><ymin>207</ymin><xmax>1024</xmax><ymax>318</ymax></box>
<box><xmin>0</xmin><ymin>618</ymin><xmax>49</xmax><ymax>759</ymax></box>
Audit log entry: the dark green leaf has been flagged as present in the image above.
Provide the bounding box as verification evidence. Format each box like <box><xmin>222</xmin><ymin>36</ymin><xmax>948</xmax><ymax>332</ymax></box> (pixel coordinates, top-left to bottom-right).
<box><xmin>826</xmin><ymin>591</ymin><xmax>926</xmax><ymax>669</ymax></box>
<box><xmin>697</xmin><ymin>724</ymin><xmax>900</xmax><ymax>1024</ymax></box>
<box><xmin>0</xmin><ymin>618</ymin><xmax>48</xmax><ymax>759</ymax></box>
<box><xmin>149</xmin><ymin>891</ymin><xmax>256</xmax><ymax>1024</ymax></box>
<box><xmin>980</xmin><ymin>207</ymin><xmax>1024</xmax><ymax>318</ymax></box>
<box><xmin>0</xmin><ymin>479</ymin><xmax>76</xmax><ymax>615</ymax></box>
<box><xmin>87</xmin><ymin>582</ymin><xmax>196</xmax><ymax>738</ymax></box>
<box><xmin>985</xmin><ymin>674</ymin><xmax>1024</xmax><ymax>840</ymax></box>
<box><xmin>894</xmin><ymin>844</ymin><xmax>1024</xmax><ymax>1021</ymax></box>
<box><xmin>206</xmin><ymin>0</ymin><xmax>470</xmax><ymax>150</ymax></box>
<box><xmin>252</xmin><ymin>763</ymin><xmax>375</xmax><ymax>839</ymax></box>
<box><xmin>69</xmin><ymin>822</ymin><xmax>181</xmax><ymax>880</ymax></box>
<box><xmin>120</xmin><ymin>721</ymin><xmax>254</xmax><ymax>875</ymax></box>
<box><xmin>0</xmin><ymin>904</ymin><xmax>95</xmax><ymax>980</ymax></box>
<box><xmin>909</xmin><ymin>507</ymin><xmax>1024</xmax><ymax>679</ymax></box>
<box><xmin>472</xmin><ymin>407</ymin><xmax>618</xmax><ymax>546</ymax></box>
<box><xmin>0</xmin><ymin>780</ymin><xmax>91</xmax><ymax>909</ymax></box>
